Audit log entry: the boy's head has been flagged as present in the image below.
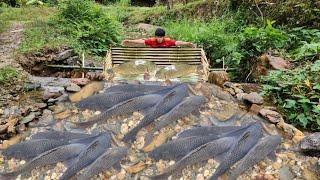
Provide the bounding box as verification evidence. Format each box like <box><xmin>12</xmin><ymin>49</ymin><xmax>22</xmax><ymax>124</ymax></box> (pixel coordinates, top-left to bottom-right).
<box><xmin>155</xmin><ymin>28</ymin><xmax>165</xmax><ymax>43</ymax></box>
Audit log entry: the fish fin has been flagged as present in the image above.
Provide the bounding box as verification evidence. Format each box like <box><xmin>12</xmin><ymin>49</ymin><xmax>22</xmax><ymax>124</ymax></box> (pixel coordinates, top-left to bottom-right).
<box><xmin>123</xmin><ymin>128</ymin><xmax>138</xmax><ymax>143</ymax></box>
<box><xmin>140</xmin><ymin>107</ymin><xmax>154</xmax><ymax>115</ymax></box>
<box><xmin>0</xmin><ymin>174</ymin><xmax>14</xmax><ymax>180</ymax></box>
<box><xmin>190</xmin><ymin>110</ymin><xmax>201</xmax><ymax>117</ymax></box>
<box><xmin>143</xmin><ymin>132</ymin><xmax>154</xmax><ymax>148</ymax></box>
<box><xmin>267</xmin><ymin>152</ymin><xmax>277</xmax><ymax>162</ymax></box>
<box><xmin>112</xmin><ymin>162</ymin><xmax>122</xmax><ymax>172</ymax></box>
<box><xmin>214</xmin><ymin>152</ymin><xmax>228</xmax><ymax>163</ymax></box>
<box><xmin>63</xmin><ymin>158</ymin><xmax>77</xmax><ymax>167</ymax></box>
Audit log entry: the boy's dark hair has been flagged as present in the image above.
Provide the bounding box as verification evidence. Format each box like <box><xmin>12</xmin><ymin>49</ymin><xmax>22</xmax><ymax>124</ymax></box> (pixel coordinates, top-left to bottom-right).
<box><xmin>155</xmin><ymin>28</ymin><xmax>165</xmax><ymax>37</ymax></box>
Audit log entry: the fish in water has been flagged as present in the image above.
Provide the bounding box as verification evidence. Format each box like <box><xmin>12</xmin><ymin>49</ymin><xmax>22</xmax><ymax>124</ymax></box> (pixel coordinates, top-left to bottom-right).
<box><xmin>208</xmin><ymin>123</ymin><xmax>263</xmax><ymax>180</ymax></box>
<box><xmin>0</xmin><ymin>143</ymin><xmax>86</xmax><ymax>179</ymax></box>
<box><xmin>155</xmin><ymin>64</ymin><xmax>199</xmax><ymax>80</ymax></box>
<box><xmin>78</xmin><ymin>147</ymin><xmax>128</xmax><ymax>180</ymax></box>
<box><xmin>123</xmin><ymin>84</ymin><xmax>188</xmax><ymax>142</ymax></box>
<box><xmin>228</xmin><ymin>135</ymin><xmax>281</xmax><ymax>180</ymax></box>
<box><xmin>151</xmin><ymin>137</ymin><xmax>235</xmax><ymax>179</ymax></box>
<box><xmin>75</xmin><ymin>93</ymin><xmax>163</xmax><ymax>127</ymax></box>
<box><xmin>30</xmin><ymin>130</ymin><xmax>90</xmax><ymax>141</ymax></box>
<box><xmin>144</xmin><ymin>96</ymin><xmax>206</xmax><ymax>146</ymax></box>
<box><xmin>104</xmin><ymin>83</ymin><xmax>169</xmax><ymax>94</ymax></box>
<box><xmin>59</xmin><ymin>132</ymin><xmax>111</xmax><ymax>180</ymax></box>
<box><xmin>2</xmin><ymin>139</ymin><xmax>70</xmax><ymax>160</ymax></box>
<box><xmin>149</xmin><ymin>123</ymin><xmax>255</xmax><ymax>161</ymax></box>
<box><xmin>176</xmin><ymin>125</ymin><xmax>244</xmax><ymax>139</ymax></box>
<box><xmin>75</xmin><ymin>91</ymin><xmax>144</xmax><ymax>111</ymax></box>
<box><xmin>112</xmin><ymin>60</ymin><xmax>157</xmax><ymax>76</ymax></box>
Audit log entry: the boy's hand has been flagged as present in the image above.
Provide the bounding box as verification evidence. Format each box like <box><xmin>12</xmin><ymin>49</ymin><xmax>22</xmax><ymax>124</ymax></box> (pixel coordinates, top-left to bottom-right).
<box><xmin>122</xmin><ymin>40</ymin><xmax>130</xmax><ymax>46</ymax></box>
<box><xmin>190</xmin><ymin>43</ymin><xmax>196</xmax><ymax>48</ymax></box>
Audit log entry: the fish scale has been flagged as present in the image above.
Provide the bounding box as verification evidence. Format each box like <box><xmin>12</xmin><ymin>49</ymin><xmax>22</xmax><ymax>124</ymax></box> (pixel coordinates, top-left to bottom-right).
<box><xmin>151</xmin><ymin>137</ymin><xmax>235</xmax><ymax>180</ymax></box>
<box><xmin>75</xmin><ymin>91</ymin><xmax>144</xmax><ymax>111</ymax></box>
<box><xmin>149</xmin><ymin>123</ymin><xmax>255</xmax><ymax>161</ymax></box>
<box><xmin>78</xmin><ymin>147</ymin><xmax>128</xmax><ymax>180</ymax></box>
<box><xmin>30</xmin><ymin>130</ymin><xmax>90</xmax><ymax>141</ymax></box>
<box><xmin>75</xmin><ymin>93</ymin><xmax>163</xmax><ymax>127</ymax></box>
<box><xmin>59</xmin><ymin>132</ymin><xmax>112</xmax><ymax>180</ymax></box>
<box><xmin>104</xmin><ymin>84</ymin><xmax>168</xmax><ymax>93</ymax></box>
<box><xmin>0</xmin><ymin>143</ymin><xmax>86</xmax><ymax>178</ymax></box>
<box><xmin>144</xmin><ymin>96</ymin><xmax>206</xmax><ymax>146</ymax></box>
<box><xmin>123</xmin><ymin>84</ymin><xmax>189</xmax><ymax>142</ymax></box>
<box><xmin>228</xmin><ymin>135</ymin><xmax>281</xmax><ymax>180</ymax></box>
<box><xmin>176</xmin><ymin>125</ymin><xmax>243</xmax><ymax>139</ymax></box>
<box><xmin>208</xmin><ymin>123</ymin><xmax>263</xmax><ymax>180</ymax></box>
<box><xmin>2</xmin><ymin>139</ymin><xmax>70</xmax><ymax>160</ymax></box>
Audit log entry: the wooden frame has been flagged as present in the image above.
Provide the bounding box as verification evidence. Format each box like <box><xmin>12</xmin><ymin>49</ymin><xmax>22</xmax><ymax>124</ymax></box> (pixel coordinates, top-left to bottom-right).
<box><xmin>104</xmin><ymin>47</ymin><xmax>213</xmax><ymax>81</ymax></box>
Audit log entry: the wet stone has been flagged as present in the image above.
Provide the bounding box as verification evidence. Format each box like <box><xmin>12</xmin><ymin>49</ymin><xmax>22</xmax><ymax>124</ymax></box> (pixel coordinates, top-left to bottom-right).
<box><xmin>279</xmin><ymin>166</ymin><xmax>294</xmax><ymax>180</ymax></box>
<box><xmin>23</xmin><ymin>83</ymin><xmax>41</xmax><ymax>92</ymax></box>
<box><xmin>66</xmin><ymin>83</ymin><xmax>81</xmax><ymax>92</ymax></box>
<box><xmin>243</xmin><ymin>92</ymin><xmax>264</xmax><ymax>105</ymax></box>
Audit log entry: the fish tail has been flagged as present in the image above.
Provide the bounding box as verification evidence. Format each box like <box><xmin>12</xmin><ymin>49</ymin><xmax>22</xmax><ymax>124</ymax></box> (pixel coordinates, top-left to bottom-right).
<box><xmin>74</xmin><ymin>119</ymin><xmax>98</xmax><ymax>128</ymax></box>
<box><xmin>0</xmin><ymin>172</ymin><xmax>16</xmax><ymax>180</ymax></box>
<box><xmin>123</xmin><ymin>127</ymin><xmax>139</xmax><ymax>142</ymax></box>
<box><xmin>143</xmin><ymin>132</ymin><xmax>154</xmax><ymax>148</ymax></box>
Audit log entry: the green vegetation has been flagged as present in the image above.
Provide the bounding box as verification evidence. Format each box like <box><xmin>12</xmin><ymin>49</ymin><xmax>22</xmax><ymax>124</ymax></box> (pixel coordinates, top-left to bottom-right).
<box><xmin>0</xmin><ymin>67</ymin><xmax>18</xmax><ymax>84</ymax></box>
<box><xmin>54</xmin><ymin>0</ymin><xmax>121</xmax><ymax>55</ymax></box>
<box><xmin>262</xmin><ymin>61</ymin><xmax>320</xmax><ymax>130</ymax></box>
<box><xmin>163</xmin><ymin>18</ymin><xmax>241</xmax><ymax>67</ymax></box>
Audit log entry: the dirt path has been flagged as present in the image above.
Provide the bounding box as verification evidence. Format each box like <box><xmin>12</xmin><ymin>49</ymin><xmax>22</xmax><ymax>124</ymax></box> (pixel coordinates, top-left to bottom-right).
<box><xmin>0</xmin><ymin>22</ymin><xmax>24</xmax><ymax>69</ymax></box>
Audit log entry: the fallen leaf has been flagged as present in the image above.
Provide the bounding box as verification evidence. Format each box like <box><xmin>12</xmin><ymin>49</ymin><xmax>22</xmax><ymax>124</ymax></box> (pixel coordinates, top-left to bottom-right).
<box><xmin>124</xmin><ymin>162</ymin><xmax>146</xmax><ymax>174</ymax></box>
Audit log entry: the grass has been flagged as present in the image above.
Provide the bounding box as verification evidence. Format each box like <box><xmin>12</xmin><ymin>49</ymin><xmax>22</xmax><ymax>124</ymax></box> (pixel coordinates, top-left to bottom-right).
<box><xmin>19</xmin><ymin>20</ymin><xmax>72</xmax><ymax>54</ymax></box>
<box><xmin>0</xmin><ymin>66</ymin><xmax>18</xmax><ymax>84</ymax></box>
<box><xmin>0</xmin><ymin>7</ymin><xmax>56</xmax><ymax>23</ymax></box>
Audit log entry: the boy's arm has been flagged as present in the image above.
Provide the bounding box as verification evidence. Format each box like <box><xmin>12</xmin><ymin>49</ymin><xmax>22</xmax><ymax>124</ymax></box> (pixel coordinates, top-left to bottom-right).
<box><xmin>122</xmin><ymin>39</ymin><xmax>145</xmax><ymax>46</ymax></box>
<box><xmin>175</xmin><ymin>41</ymin><xmax>196</xmax><ymax>48</ymax></box>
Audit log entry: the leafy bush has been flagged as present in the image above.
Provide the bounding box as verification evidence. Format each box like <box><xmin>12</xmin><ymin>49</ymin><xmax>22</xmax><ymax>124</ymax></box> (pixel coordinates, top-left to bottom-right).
<box><xmin>0</xmin><ymin>66</ymin><xmax>18</xmax><ymax>83</ymax></box>
<box><xmin>261</xmin><ymin>60</ymin><xmax>320</xmax><ymax>130</ymax></box>
<box><xmin>286</xmin><ymin>28</ymin><xmax>320</xmax><ymax>61</ymax></box>
<box><xmin>55</xmin><ymin>0</ymin><xmax>121</xmax><ymax>55</ymax></box>
<box><xmin>239</xmin><ymin>20</ymin><xmax>288</xmax><ymax>59</ymax></box>
<box><xmin>163</xmin><ymin>18</ymin><xmax>241</xmax><ymax>67</ymax></box>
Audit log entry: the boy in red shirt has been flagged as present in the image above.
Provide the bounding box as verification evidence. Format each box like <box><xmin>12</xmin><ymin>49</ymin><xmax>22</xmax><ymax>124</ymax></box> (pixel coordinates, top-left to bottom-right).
<box><xmin>122</xmin><ymin>28</ymin><xmax>196</xmax><ymax>48</ymax></box>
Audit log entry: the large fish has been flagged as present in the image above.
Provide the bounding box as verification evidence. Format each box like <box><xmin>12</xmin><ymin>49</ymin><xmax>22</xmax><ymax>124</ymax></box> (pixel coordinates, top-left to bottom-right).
<box><xmin>176</xmin><ymin>125</ymin><xmax>244</xmax><ymax>139</ymax></box>
<box><xmin>59</xmin><ymin>132</ymin><xmax>111</xmax><ymax>180</ymax></box>
<box><xmin>228</xmin><ymin>135</ymin><xmax>281</xmax><ymax>180</ymax></box>
<box><xmin>123</xmin><ymin>84</ymin><xmax>189</xmax><ymax>142</ymax></box>
<box><xmin>104</xmin><ymin>83</ymin><xmax>167</xmax><ymax>94</ymax></box>
<box><xmin>77</xmin><ymin>147</ymin><xmax>128</xmax><ymax>180</ymax></box>
<box><xmin>144</xmin><ymin>96</ymin><xmax>206</xmax><ymax>146</ymax></box>
<box><xmin>0</xmin><ymin>143</ymin><xmax>86</xmax><ymax>179</ymax></box>
<box><xmin>2</xmin><ymin>139</ymin><xmax>70</xmax><ymax>160</ymax></box>
<box><xmin>208</xmin><ymin>123</ymin><xmax>263</xmax><ymax>180</ymax></box>
<box><xmin>75</xmin><ymin>91</ymin><xmax>145</xmax><ymax>111</ymax></box>
<box><xmin>151</xmin><ymin>137</ymin><xmax>235</xmax><ymax>179</ymax></box>
<box><xmin>149</xmin><ymin>123</ymin><xmax>255</xmax><ymax>161</ymax></box>
<box><xmin>75</xmin><ymin>93</ymin><xmax>163</xmax><ymax>127</ymax></box>
<box><xmin>155</xmin><ymin>64</ymin><xmax>199</xmax><ymax>80</ymax></box>
<box><xmin>30</xmin><ymin>130</ymin><xmax>90</xmax><ymax>141</ymax></box>
<box><xmin>112</xmin><ymin>60</ymin><xmax>157</xmax><ymax>76</ymax></box>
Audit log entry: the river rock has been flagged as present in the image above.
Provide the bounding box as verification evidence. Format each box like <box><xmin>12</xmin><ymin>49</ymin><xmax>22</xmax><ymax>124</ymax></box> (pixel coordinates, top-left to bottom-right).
<box><xmin>66</xmin><ymin>83</ymin><xmax>81</xmax><ymax>92</ymax></box>
<box><xmin>279</xmin><ymin>166</ymin><xmax>294</xmax><ymax>180</ymax></box>
<box><xmin>54</xmin><ymin>49</ymin><xmax>74</xmax><ymax>61</ymax></box>
<box><xmin>71</xmin><ymin>78</ymin><xmax>90</xmax><ymax>86</ymax></box>
<box><xmin>211</xmin><ymin>84</ymin><xmax>235</xmax><ymax>102</ymax></box>
<box><xmin>243</xmin><ymin>92</ymin><xmax>264</xmax><ymax>105</ymax></box>
<box><xmin>20</xmin><ymin>112</ymin><xmax>40</xmax><ymax>124</ymax></box>
<box><xmin>23</xmin><ymin>83</ymin><xmax>41</xmax><ymax>92</ymax></box>
<box><xmin>300</xmin><ymin>132</ymin><xmax>320</xmax><ymax>152</ymax></box>
<box><xmin>259</xmin><ymin>108</ymin><xmax>282</xmax><ymax>123</ymax></box>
